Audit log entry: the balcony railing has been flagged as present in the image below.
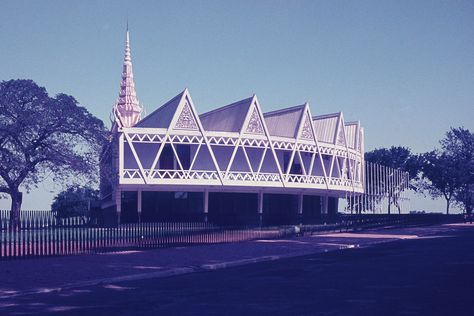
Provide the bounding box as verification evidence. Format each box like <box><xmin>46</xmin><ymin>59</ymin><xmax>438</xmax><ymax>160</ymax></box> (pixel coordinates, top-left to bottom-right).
<box><xmin>122</xmin><ymin>169</ymin><xmax>362</xmax><ymax>192</ymax></box>
<box><xmin>222</xmin><ymin>172</ymin><xmax>281</xmax><ymax>183</ymax></box>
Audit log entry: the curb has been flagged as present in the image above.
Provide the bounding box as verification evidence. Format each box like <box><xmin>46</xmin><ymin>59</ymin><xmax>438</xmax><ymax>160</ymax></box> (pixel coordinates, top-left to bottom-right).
<box><xmin>0</xmin><ymin>267</ymin><xmax>196</xmax><ymax>300</ymax></box>
<box><xmin>1</xmin><ymin>230</ymin><xmax>439</xmax><ymax>300</ymax></box>
<box><xmin>0</xmin><ymin>250</ymin><xmax>339</xmax><ymax>300</ymax></box>
<box><xmin>0</xmin><ymin>245</ymin><xmax>364</xmax><ymax>300</ymax></box>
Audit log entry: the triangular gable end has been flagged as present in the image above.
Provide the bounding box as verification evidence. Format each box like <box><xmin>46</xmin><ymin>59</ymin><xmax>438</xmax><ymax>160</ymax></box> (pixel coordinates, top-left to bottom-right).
<box><xmin>358</xmin><ymin>127</ymin><xmax>364</xmax><ymax>153</ymax></box>
<box><xmin>293</xmin><ymin>104</ymin><xmax>315</xmax><ymax>142</ymax></box>
<box><xmin>336</xmin><ymin>128</ymin><xmax>345</xmax><ymax>146</ymax></box>
<box><xmin>353</xmin><ymin>122</ymin><xmax>361</xmax><ymax>150</ymax></box>
<box><xmin>299</xmin><ymin>110</ymin><xmax>314</xmax><ymax>141</ymax></box>
<box><xmin>354</xmin><ymin>122</ymin><xmax>360</xmax><ymax>151</ymax></box>
<box><xmin>335</xmin><ymin>114</ymin><xmax>346</xmax><ymax>147</ymax></box>
<box><xmin>244</xmin><ymin>107</ymin><xmax>265</xmax><ymax>135</ymax></box>
<box><xmin>343</xmin><ymin>121</ymin><xmax>359</xmax><ymax>149</ymax></box>
<box><xmin>243</xmin><ymin>99</ymin><xmax>265</xmax><ymax>135</ymax></box>
<box><xmin>173</xmin><ymin>98</ymin><xmax>198</xmax><ymax>131</ymax></box>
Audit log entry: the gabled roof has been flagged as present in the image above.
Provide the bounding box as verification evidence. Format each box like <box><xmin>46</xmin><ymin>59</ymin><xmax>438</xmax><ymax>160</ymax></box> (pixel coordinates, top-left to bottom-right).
<box><xmin>344</xmin><ymin>121</ymin><xmax>359</xmax><ymax>149</ymax></box>
<box><xmin>263</xmin><ymin>104</ymin><xmax>305</xmax><ymax>138</ymax></box>
<box><xmin>358</xmin><ymin>127</ymin><xmax>364</xmax><ymax>152</ymax></box>
<box><xmin>312</xmin><ymin>112</ymin><xmax>341</xmax><ymax>144</ymax></box>
<box><xmin>132</xmin><ymin>89</ymin><xmax>363</xmax><ymax>151</ymax></box>
<box><xmin>199</xmin><ymin>97</ymin><xmax>253</xmax><ymax>132</ymax></box>
<box><xmin>135</xmin><ymin>90</ymin><xmax>185</xmax><ymax>128</ymax></box>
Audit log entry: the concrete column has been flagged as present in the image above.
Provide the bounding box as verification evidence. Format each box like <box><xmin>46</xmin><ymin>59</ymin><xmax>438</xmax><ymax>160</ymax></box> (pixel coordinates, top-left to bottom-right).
<box><xmin>137</xmin><ymin>190</ymin><xmax>142</xmax><ymax>223</ymax></box>
<box><xmin>298</xmin><ymin>193</ymin><xmax>304</xmax><ymax>224</ymax></box>
<box><xmin>203</xmin><ymin>190</ymin><xmax>209</xmax><ymax>222</ymax></box>
<box><xmin>321</xmin><ymin>195</ymin><xmax>329</xmax><ymax>215</ymax></box>
<box><xmin>115</xmin><ymin>189</ymin><xmax>121</xmax><ymax>225</ymax></box>
<box><xmin>297</xmin><ymin>193</ymin><xmax>304</xmax><ymax>214</ymax></box>
<box><xmin>258</xmin><ymin>191</ymin><xmax>264</xmax><ymax>226</ymax></box>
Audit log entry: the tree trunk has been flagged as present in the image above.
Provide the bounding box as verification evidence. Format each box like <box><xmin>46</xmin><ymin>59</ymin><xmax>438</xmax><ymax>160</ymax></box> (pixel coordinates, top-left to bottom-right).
<box><xmin>393</xmin><ymin>195</ymin><xmax>401</xmax><ymax>214</ymax></box>
<box><xmin>446</xmin><ymin>199</ymin><xmax>450</xmax><ymax>215</ymax></box>
<box><xmin>10</xmin><ymin>191</ymin><xmax>23</xmax><ymax>229</ymax></box>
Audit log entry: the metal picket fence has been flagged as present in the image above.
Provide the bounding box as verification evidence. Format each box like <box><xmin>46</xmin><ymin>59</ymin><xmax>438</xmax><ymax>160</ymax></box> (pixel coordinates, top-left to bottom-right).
<box><xmin>300</xmin><ymin>213</ymin><xmax>450</xmax><ymax>235</ymax></box>
<box><xmin>0</xmin><ymin>210</ymin><xmax>295</xmax><ymax>260</ymax></box>
<box><xmin>0</xmin><ymin>210</ymin><xmax>457</xmax><ymax>260</ymax></box>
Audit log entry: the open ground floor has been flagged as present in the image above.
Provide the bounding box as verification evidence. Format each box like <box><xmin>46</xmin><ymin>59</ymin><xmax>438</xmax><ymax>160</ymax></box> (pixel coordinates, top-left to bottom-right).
<box><xmin>103</xmin><ymin>188</ymin><xmax>342</xmax><ymax>225</ymax></box>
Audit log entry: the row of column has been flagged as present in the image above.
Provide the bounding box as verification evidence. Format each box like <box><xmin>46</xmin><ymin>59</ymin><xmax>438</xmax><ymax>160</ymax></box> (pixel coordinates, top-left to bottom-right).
<box><xmin>115</xmin><ymin>190</ymin><xmax>330</xmax><ymax>224</ymax></box>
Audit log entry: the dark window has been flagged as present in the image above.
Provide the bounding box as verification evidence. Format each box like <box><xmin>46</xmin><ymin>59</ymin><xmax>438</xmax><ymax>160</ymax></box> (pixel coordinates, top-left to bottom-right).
<box><xmin>291</xmin><ymin>163</ymin><xmax>302</xmax><ymax>175</ymax></box>
<box><xmin>283</xmin><ymin>151</ymin><xmax>302</xmax><ymax>174</ymax></box>
<box><xmin>283</xmin><ymin>152</ymin><xmax>290</xmax><ymax>173</ymax></box>
<box><xmin>159</xmin><ymin>144</ymin><xmax>174</xmax><ymax>169</ymax></box>
<box><xmin>177</xmin><ymin>145</ymin><xmax>191</xmax><ymax>170</ymax></box>
<box><xmin>120</xmin><ymin>191</ymin><xmax>138</xmax><ymax>223</ymax></box>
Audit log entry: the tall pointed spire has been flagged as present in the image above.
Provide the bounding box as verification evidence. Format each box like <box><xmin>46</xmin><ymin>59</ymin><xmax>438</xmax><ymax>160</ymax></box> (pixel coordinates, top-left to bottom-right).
<box><xmin>112</xmin><ymin>25</ymin><xmax>143</xmax><ymax>131</ymax></box>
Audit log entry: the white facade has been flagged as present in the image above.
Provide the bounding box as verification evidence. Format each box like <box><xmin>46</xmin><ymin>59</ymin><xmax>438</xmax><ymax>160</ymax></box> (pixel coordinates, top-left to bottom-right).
<box><xmin>101</xmin><ymin>29</ymin><xmax>367</xmax><ymax>221</ymax></box>
<box><xmin>117</xmin><ymin>90</ymin><xmax>365</xmax><ymax>195</ymax></box>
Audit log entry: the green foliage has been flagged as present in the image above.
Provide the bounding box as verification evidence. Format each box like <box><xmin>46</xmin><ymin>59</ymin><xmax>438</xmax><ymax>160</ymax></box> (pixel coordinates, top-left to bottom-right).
<box><xmin>419</xmin><ymin>151</ymin><xmax>459</xmax><ymax>213</ymax></box>
<box><xmin>365</xmin><ymin>146</ymin><xmax>422</xmax><ymax>191</ymax></box>
<box><xmin>362</xmin><ymin>147</ymin><xmax>416</xmax><ymax>214</ymax></box>
<box><xmin>365</xmin><ymin>146</ymin><xmax>412</xmax><ymax>169</ymax></box>
<box><xmin>455</xmin><ymin>184</ymin><xmax>474</xmax><ymax>215</ymax></box>
<box><xmin>0</xmin><ymin>79</ymin><xmax>108</xmax><ymax>222</ymax></box>
<box><xmin>365</xmin><ymin>146</ymin><xmax>421</xmax><ymax>178</ymax></box>
<box><xmin>51</xmin><ymin>186</ymin><xmax>99</xmax><ymax>219</ymax></box>
<box><xmin>419</xmin><ymin>128</ymin><xmax>474</xmax><ymax>214</ymax></box>
<box><xmin>442</xmin><ymin>128</ymin><xmax>474</xmax><ymax>213</ymax></box>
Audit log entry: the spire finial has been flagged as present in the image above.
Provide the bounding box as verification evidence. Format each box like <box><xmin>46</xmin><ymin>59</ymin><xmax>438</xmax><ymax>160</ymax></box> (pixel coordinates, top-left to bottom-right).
<box><xmin>111</xmin><ymin>25</ymin><xmax>143</xmax><ymax>131</ymax></box>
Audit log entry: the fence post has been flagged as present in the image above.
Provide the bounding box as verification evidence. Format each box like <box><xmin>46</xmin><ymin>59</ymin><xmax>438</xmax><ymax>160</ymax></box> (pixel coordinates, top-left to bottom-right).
<box><xmin>0</xmin><ymin>211</ymin><xmax>2</xmax><ymax>259</ymax></box>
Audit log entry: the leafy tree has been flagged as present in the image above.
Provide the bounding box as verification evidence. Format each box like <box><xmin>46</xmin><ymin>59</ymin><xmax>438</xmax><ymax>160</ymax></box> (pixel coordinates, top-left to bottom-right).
<box><xmin>455</xmin><ymin>183</ymin><xmax>474</xmax><ymax>215</ymax></box>
<box><xmin>51</xmin><ymin>186</ymin><xmax>99</xmax><ymax>223</ymax></box>
<box><xmin>365</xmin><ymin>146</ymin><xmax>420</xmax><ymax>179</ymax></box>
<box><xmin>364</xmin><ymin>146</ymin><xmax>420</xmax><ymax>214</ymax></box>
<box><xmin>0</xmin><ymin>79</ymin><xmax>107</xmax><ymax>226</ymax></box>
<box><xmin>419</xmin><ymin>151</ymin><xmax>459</xmax><ymax>214</ymax></box>
<box><xmin>419</xmin><ymin>128</ymin><xmax>474</xmax><ymax>214</ymax></box>
<box><xmin>442</xmin><ymin>128</ymin><xmax>474</xmax><ymax>214</ymax></box>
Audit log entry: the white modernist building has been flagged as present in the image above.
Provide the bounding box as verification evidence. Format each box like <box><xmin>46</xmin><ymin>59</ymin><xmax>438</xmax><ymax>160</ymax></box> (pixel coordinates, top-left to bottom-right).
<box><xmin>101</xmin><ymin>30</ymin><xmax>366</xmax><ymax>224</ymax></box>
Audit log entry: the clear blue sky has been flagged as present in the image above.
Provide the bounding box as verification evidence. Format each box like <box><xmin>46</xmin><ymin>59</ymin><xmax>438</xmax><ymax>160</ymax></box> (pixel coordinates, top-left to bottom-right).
<box><xmin>1</xmin><ymin>0</ymin><xmax>473</xmax><ymax>211</ymax></box>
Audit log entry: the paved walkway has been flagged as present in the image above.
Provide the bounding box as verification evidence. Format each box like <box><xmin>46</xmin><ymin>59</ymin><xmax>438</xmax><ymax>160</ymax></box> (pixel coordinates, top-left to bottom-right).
<box><xmin>0</xmin><ymin>223</ymin><xmax>471</xmax><ymax>299</ymax></box>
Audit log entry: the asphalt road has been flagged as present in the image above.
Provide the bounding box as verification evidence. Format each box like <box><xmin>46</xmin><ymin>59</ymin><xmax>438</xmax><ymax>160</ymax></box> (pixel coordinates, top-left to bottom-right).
<box><xmin>2</xmin><ymin>225</ymin><xmax>474</xmax><ymax>316</ymax></box>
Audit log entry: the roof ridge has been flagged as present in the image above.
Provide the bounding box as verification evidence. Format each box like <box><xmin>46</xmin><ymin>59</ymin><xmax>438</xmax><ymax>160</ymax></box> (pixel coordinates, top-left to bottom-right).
<box><xmin>200</xmin><ymin>96</ymin><xmax>253</xmax><ymax>118</ymax></box>
<box><xmin>312</xmin><ymin>112</ymin><xmax>342</xmax><ymax>120</ymax></box>
<box><xmin>344</xmin><ymin>120</ymin><xmax>360</xmax><ymax>126</ymax></box>
<box><xmin>263</xmin><ymin>104</ymin><xmax>305</xmax><ymax>117</ymax></box>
